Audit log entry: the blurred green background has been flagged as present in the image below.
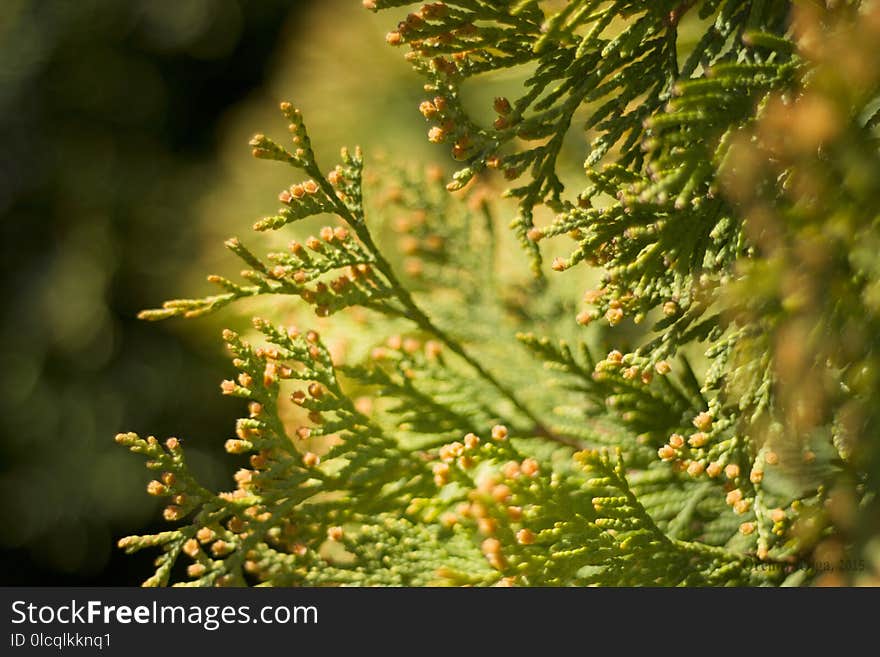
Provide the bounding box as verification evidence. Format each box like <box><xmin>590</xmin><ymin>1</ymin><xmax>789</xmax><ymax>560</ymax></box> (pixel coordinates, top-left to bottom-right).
<box><xmin>0</xmin><ymin>0</ymin><xmax>431</xmax><ymax>585</ymax></box>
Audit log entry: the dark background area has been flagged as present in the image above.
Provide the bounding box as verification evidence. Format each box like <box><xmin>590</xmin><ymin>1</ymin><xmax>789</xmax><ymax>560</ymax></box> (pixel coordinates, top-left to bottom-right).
<box><xmin>0</xmin><ymin>0</ymin><xmax>304</xmax><ymax>585</ymax></box>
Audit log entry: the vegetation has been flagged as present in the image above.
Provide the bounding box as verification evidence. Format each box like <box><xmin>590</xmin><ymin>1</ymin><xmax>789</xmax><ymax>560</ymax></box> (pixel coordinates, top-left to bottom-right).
<box><xmin>117</xmin><ymin>1</ymin><xmax>880</xmax><ymax>586</ymax></box>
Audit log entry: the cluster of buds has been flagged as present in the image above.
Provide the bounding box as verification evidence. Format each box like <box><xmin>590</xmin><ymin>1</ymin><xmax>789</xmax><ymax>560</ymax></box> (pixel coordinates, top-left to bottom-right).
<box><xmin>277</xmin><ymin>179</ymin><xmax>321</xmax><ymax>205</ymax></box>
<box><xmin>249</xmin><ymin>102</ymin><xmax>315</xmax><ymax>167</ymax></box>
<box><xmin>657</xmin><ymin>410</ymin><xmax>736</xmax><ymax>483</ymax></box>
<box><xmin>249</xmin><ymin>133</ymin><xmax>293</xmax><ymax>163</ymax></box>
<box><xmin>279</xmin><ymin>101</ymin><xmax>312</xmax><ymax>162</ymax></box>
<box><xmin>725</xmin><ymin>487</ymin><xmax>752</xmax><ymax>515</ymax></box>
<box><xmin>500</xmin><ymin>457</ymin><xmax>539</xmax><ymax>480</ymax></box>
<box><xmin>419</xmin><ymin>95</ymin><xmax>446</xmax><ymax>119</ymax></box>
<box><xmin>593</xmin><ymin>350</ymin><xmax>656</xmax><ymax>386</ymax></box>
<box><xmin>419</xmin><ymin>94</ymin><xmax>474</xmax><ymax>160</ymax></box>
<box><xmin>370</xmin><ymin>334</ymin><xmax>443</xmax><ymax>364</ymax></box>
<box><xmin>492</xmin><ymin>96</ymin><xmax>512</xmax><ymax>130</ymax></box>
<box><xmin>282</xmin><ymin>236</ymin><xmax>378</xmax><ymax>317</ymax></box>
<box><xmin>577</xmin><ymin>288</ymin><xmax>647</xmax><ymax>330</ymax></box>
<box><xmin>438</xmin><ymin>426</ymin><xmax>546</xmax><ymax>567</ymax></box>
<box><xmin>291</xmin><ymin>381</ymin><xmax>326</xmax><ymax>408</ymax></box>
<box><xmin>235</xmin><ymin>418</ymin><xmax>262</xmax><ymax>442</ymax></box>
<box><xmin>384</xmin><ymin>4</ymin><xmax>448</xmax><ymax>44</ymax></box>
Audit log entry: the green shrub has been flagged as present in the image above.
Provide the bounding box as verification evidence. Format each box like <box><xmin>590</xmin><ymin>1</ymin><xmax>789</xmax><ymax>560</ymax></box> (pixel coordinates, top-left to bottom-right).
<box><xmin>117</xmin><ymin>1</ymin><xmax>880</xmax><ymax>586</ymax></box>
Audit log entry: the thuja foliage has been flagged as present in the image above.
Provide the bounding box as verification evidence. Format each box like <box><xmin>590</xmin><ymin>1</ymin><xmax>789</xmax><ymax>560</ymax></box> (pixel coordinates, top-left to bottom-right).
<box><xmin>117</xmin><ymin>1</ymin><xmax>880</xmax><ymax>586</ymax></box>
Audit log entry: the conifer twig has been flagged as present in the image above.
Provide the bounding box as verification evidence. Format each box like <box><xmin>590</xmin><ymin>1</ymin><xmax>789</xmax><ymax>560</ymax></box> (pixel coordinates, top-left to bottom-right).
<box><xmin>305</xmin><ymin>160</ymin><xmax>576</xmax><ymax>447</ymax></box>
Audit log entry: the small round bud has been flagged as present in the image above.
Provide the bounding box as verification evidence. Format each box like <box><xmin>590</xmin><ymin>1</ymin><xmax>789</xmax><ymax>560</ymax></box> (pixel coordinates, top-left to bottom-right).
<box><xmin>432</xmin><ymin>462</ymin><xmax>450</xmax><ymax>485</ymax></box>
<box><xmin>464</xmin><ymin>433</ymin><xmax>480</xmax><ymax>449</ymax></box>
<box><xmin>501</xmin><ymin>461</ymin><xmax>520</xmax><ymax>479</ymax></box>
<box><xmin>740</xmin><ymin>522</ymin><xmax>756</xmax><ymax>535</ymax></box>
<box><xmin>147</xmin><ymin>480</ymin><xmax>167</xmax><ymax>496</ymax></box>
<box><xmin>493</xmin><ymin>97</ymin><xmax>512</xmax><ymax>115</ymax></box>
<box><xmin>764</xmin><ymin>451</ymin><xmax>779</xmax><ymax>465</ymax></box>
<box><xmin>211</xmin><ymin>540</ymin><xmax>232</xmax><ymax>556</ymax></box>
<box><xmin>726</xmin><ymin>489</ymin><xmax>743</xmax><ymax>506</ymax></box>
<box><xmin>658</xmin><ymin>445</ymin><xmax>676</xmax><ymax>461</ymax></box>
<box><xmin>183</xmin><ymin>538</ymin><xmax>200</xmax><ymax>558</ymax></box>
<box><xmin>622</xmin><ymin>366</ymin><xmax>639</xmax><ymax>380</ymax></box>
<box><xmin>725</xmin><ymin>464</ymin><xmax>740</xmax><ymax>480</ymax></box>
<box><xmin>477</xmin><ymin>517</ymin><xmax>497</xmax><ymax>536</ymax></box>
<box><xmin>655</xmin><ymin>360</ymin><xmax>671</xmax><ymax>375</ymax></box>
<box><xmin>605</xmin><ymin>307</ymin><xmax>624</xmax><ymax>326</ymax></box>
<box><xmin>516</xmin><ymin>528</ymin><xmax>536</xmax><ymax>545</ymax></box>
<box><xmin>668</xmin><ymin>434</ymin><xmax>685</xmax><ymax>448</ymax></box>
<box><xmin>692</xmin><ymin>412</ymin><xmax>713</xmax><ymax>431</ymax></box>
<box><xmin>491</xmin><ymin>425</ymin><xmax>508</xmax><ymax>441</ymax></box>
<box><xmin>520</xmin><ymin>458</ymin><xmax>539</xmax><ymax>477</ymax></box>
<box><xmin>491</xmin><ymin>484</ymin><xmax>512</xmax><ymax>503</ymax></box>
<box><xmin>688</xmin><ymin>432</ymin><xmax>708</xmax><ymax>448</ymax></box>
<box><xmin>302</xmin><ymin>452</ymin><xmax>320</xmax><ymax>467</ymax></box>
<box><xmin>733</xmin><ymin>498</ymin><xmax>751</xmax><ymax>514</ymax></box>
<box><xmin>576</xmin><ymin>310</ymin><xmax>594</xmax><ymax>326</ymax></box>
<box><xmin>687</xmin><ymin>461</ymin><xmax>705</xmax><ymax>477</ymax></box>
<box><xmin>327</xmin><ymin>526</ymin><xmax>344</xmax><ymax>541</ymax></box>
<box><xmin>327</xmin><ymin>168</ymin><xmax>343</xmax><ymax>186</ymax></box>
<box><xmin>606</xmin><ymin>350</ymin><xmax>623</xmax><ymax>365</ymax></box>
<box><xmin>163</xmin><ymin>505</ymin><xmax>183</xmax><ymax>522</ymax></box>
<box><xmin>195</xmin><ymin>528</ymin><xmax>215</xmax><ymax>545</ymax></box>
<box><xmin>527</xmin><ymin>227</ymin><xmax>544</xmax><ymax>241</ymax></box>
<box><xmin>187</xmin><ymin>563</ymin><xmax>206</xmax><ymax>578</ymax></box>
<box><xmin>750</xmin><ymin>469</ymin><xmax>764</xmax><ymax>484</ymax></box>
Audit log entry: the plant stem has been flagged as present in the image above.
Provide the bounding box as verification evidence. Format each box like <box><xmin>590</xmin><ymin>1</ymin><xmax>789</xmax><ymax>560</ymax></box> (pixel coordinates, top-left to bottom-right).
<box><xmin>310</xmin><ymin>165</ymin><xmax>579</xmax><ymax>447</ymax></box>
